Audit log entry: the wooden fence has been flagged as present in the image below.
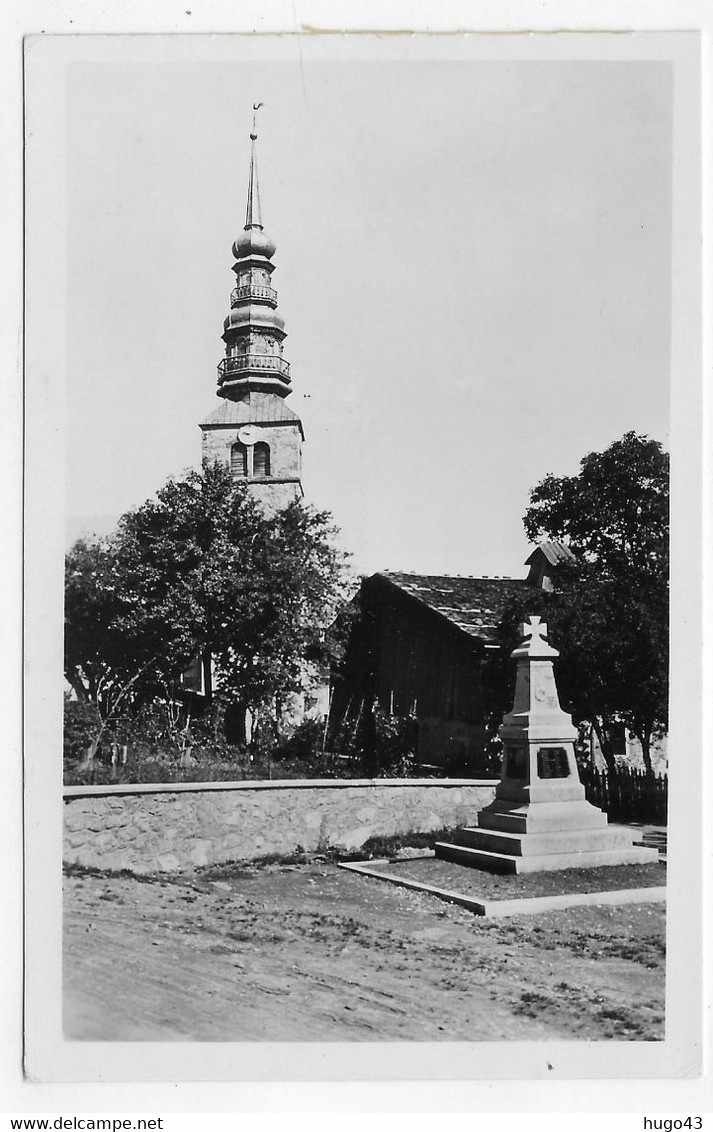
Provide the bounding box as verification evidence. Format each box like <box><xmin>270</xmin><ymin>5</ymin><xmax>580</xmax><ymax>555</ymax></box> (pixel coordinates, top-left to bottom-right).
<box><xmin>580</xmin><ymin>765</ymin><xmax>667</xmax><ymax>825</ymax></box>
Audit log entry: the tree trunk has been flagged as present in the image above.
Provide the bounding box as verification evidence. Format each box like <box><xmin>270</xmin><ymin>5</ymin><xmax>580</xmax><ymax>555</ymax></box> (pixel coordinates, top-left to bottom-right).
<box><xmin>639</xmin><ymin>730</ymin><xmax>654</xmax><ymax>776</ymax></box>
<box><xmin>66</xmin><ymin>671</ymin><xmax>88</xmax><ymax>702</ymax></box>
<box><xmin>202</xmin><ymin>649</ymin><xmax>213</xmax><ymax>704</ymax></box>
<box><xmin>80</xmin><ymin>733</ymin><xmax>101</xmax><ymax>771</ymax></box>
<box><xmin>591</xmin><ymin>716</ymin><xmax>617</xmax><ymax>776</ymax></box>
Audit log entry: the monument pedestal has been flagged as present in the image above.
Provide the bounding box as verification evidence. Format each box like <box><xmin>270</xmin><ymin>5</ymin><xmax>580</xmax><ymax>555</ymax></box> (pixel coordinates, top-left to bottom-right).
<box><xmin>436</xmin><ymin>812</ymin><xmax>658</xmax><ymax>873</ymax></box>
<box><xmin>436</xmin><ymin>617</ymin><xmax>659</xmax><ymax>874</ymax></box>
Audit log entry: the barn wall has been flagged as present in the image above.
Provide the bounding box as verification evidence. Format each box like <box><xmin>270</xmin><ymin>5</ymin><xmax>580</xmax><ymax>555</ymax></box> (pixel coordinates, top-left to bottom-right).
<box><xmin>329</xmin><ymin>581</ymin><xmax>489</xmax><ymax>766</ymax></box>
<box><xmin>370</xmin><ymin>596</ymin><xmax>484</xmax><ymax>722</ymax></box>
<box><xmin>63</xmin><ymin>778</ymin><xmax>496</xmax><ymax>874</ymax></box>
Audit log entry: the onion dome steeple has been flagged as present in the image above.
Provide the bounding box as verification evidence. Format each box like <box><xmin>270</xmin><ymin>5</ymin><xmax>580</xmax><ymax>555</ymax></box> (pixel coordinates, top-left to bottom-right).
<box><xmin>217</xmin><ymin>104</ymin><xmax>290</xmax><ymax>400</ymax></box>
<box><xmin>201</xmin><ymin>106</ymin><xmax>304</xmax><ymax>509</ymax></box>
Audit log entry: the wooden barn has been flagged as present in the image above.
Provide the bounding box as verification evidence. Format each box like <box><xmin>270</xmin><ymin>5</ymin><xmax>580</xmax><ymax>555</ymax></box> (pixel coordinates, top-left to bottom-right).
<box><xmin>328</xmin><ymin>571</ymin><xmax>537</xmax><ymax>774</ymax></box>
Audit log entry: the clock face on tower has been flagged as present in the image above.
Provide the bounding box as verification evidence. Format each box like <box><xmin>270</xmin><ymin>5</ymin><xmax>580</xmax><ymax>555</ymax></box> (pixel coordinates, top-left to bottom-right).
<box><xmin>237</xmin><ymin>425</ymin><xmax>261</xmax><ymax>446</ymax></box>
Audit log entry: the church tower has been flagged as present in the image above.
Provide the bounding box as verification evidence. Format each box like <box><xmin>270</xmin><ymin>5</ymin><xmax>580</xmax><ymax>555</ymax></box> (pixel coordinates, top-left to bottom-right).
<box><xmin>200</xmin><ymin>108</ymin><xmax>304</xmax><ymax>511</ymax></box>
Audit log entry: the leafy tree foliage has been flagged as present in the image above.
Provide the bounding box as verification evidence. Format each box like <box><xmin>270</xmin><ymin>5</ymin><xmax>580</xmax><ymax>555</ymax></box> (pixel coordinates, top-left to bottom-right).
<box><xmin>524</xmin><ymin>431</ymin><xmax>669</xmax><ymax>572</ymax></box>
<box><xmin>65</xmin><ymin>462</ymin><xmax>350</xmax><ymax>758</ymax></box>
<box><xmin>62</xmin><ymin>697</ymin><xmax>103</xmax><ymax>761</ymax></box>
<box><xmin>497</xmin><ymin>432</ymin><xmax>669</xmax><ymax>774</ymax></box>
<box><xmin>64</xmin><ymin>531</ymin><xmax>196</xmax><ymax>761</ymax></box>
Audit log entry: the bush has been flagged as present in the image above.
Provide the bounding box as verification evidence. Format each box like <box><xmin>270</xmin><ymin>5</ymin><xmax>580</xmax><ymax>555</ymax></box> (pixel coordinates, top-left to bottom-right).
<box><xmin>63</xmin><ymin>698</ymin><xmax>102</xmax><ymax>763</ymax></box>
<box><xmin>274</xmin><ymin>718</ymin><xmax>341</xmax><ymax>777</ymax></box>
<box><xmin>111</xmin><ymin>701</ymin><xmax>238</xmax><ymax>762</ymax></box>
<box><xmin>373</xmin><ymin>708</ymin><xmax>418</xmax><ymax>777</ymax></box>
<box><xmin>62</xmin><ymin>698</ymin><xmax>254</xmax><ymax>786</ymax></box>
<box><xmin>109</xmin><ymin>703</ymin><xmax>169</xmax><ymax>755</ymax></box>
<box><xmin>278</xmin><ymin>718</ymin><xmax>325</xmax><ymax>762</ymax></box>
<box><xmin>63</xmin><ymin>742</ymin><xmax>252</xmax><ymax>787</ymax></box>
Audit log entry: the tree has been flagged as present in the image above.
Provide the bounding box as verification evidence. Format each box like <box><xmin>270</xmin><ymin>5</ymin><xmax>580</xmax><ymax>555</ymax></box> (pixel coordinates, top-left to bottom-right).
<box><xmin>65</xmin><ymin>534</ymin><xmax>197</xmax><ymax>764</ymax></box>
<box><xmin>524</xmin><ymin>432</ymin><xmax>669</xmax><ymax>573</ymax></box>
<box><xmin>65</xmin><ymin>462</ymin><xmax>350</xmax><ymax>758</ymax></box>
<box><xmin>502</xmin><ymin>432</ymin><xmax>669</xmax><ymax>774</ymax></box>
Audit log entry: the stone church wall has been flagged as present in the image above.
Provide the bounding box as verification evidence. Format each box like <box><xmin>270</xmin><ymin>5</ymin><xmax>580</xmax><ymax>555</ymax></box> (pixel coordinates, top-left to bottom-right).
<box><xmin>247</xmin><ymin>480</ymin><xmax>303</xmax><ymax>511</ymax></box>
<box><xmin>201</xmin><ymin>423</ymin><xmax>302</xmax><ymax>482</ymax></box>
<box><xmin>63</xmin><ymin>779</ymin><xmax>496</xmax><ymax>874</ymax></box>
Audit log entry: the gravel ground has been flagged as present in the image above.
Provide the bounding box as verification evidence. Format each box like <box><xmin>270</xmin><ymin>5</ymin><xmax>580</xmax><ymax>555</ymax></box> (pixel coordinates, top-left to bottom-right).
<box><xmin>63</xmin><ymin>860</ymin><xmax>666</xmax><ymax>1043</ymax></box>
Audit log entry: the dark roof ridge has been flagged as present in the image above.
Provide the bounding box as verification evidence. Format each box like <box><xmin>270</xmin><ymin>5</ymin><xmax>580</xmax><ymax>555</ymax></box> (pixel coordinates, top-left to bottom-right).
<box><xmin>378</xmin><ymin>569</ymin><xmax>522</xmax><ymax>581</ymax></box>
<box><xmin>367</xmin><ymin>571</ymin><xmax>532</xmax><ymax>644</ymax></box>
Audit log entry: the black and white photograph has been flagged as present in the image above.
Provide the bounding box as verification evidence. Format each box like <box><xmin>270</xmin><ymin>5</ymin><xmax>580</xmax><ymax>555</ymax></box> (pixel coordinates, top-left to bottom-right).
<box><xmin>17</xmin><ymin>21</ymin><xmax>706</xmax><ymax>1100</ymax></box>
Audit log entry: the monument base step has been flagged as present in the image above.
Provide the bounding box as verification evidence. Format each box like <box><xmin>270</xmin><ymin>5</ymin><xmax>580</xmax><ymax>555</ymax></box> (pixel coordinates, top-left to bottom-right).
<box><xmin>477</xmin><ymin>800</ymin><xmax>609</xmax><ymax>834</ymax></box>
<box><xmin>434</xmin><ymin>840</ymin><xmax>660</xmax><ymax>874</ymax></box>
<box><xmin>453</xmin><ymin>824</ymin><xmax>633</xmax><ymax>856</ymax></box>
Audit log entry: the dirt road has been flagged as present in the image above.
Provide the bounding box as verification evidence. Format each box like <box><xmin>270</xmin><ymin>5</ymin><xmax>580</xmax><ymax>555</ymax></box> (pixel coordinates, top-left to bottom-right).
<box><xmin>63</xmin><ymin>860</ymin><xmax>665</xmax><ymax>1042</ymax></box>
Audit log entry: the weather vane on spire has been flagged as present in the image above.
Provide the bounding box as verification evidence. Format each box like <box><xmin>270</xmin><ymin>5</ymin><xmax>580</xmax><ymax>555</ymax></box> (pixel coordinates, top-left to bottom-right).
<box><xmin>251</xmin><ymin>102</ymin><xmax>264</xmax><ymax>140</ymax></box>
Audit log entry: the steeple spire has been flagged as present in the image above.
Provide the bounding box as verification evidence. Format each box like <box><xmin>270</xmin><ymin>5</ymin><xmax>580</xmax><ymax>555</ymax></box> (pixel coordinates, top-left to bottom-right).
<box><xmin>200</xmin><ymin>105</ymin><xmax>305</xmax><ymax>511</ymax></box>
<box><xmin>245</xmin><ymin>102</ymin><xmax>263</xmax><ymax>229</ymax></box>
<box><xmin>217</xmin><ymin>105</ymin><xmax>290</xmax><ymax>401</ymax></box>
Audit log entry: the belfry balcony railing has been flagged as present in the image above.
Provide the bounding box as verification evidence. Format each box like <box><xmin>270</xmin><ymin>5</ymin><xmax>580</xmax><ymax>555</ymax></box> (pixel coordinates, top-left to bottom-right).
<box><xmin>230</xmin><ymin>284</ymin><xmax>278</xmax><ymax>308</ymax></box>
<box><xmin>218</xmin><ymin>354</ymin><xmax>291</xmax><ymax>379</ymax></box>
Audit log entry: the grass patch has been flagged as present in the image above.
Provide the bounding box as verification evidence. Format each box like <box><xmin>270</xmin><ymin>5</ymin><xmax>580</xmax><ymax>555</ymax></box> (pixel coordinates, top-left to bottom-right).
<box><xmin>359</xmin><ymin>829</ymin><xmax>452</xmax><ymax>857</ymax></box>
<box><xmin>197</xmin><ymin>829</ymin><xmax>456</xmax><ymax>879</ymax></box>
<box><xmin>364</xmin><ymin>857</ymin><xmax>666</xmax><ymax>900</ymax></box>
<box><xmin>64</xmin><ymin>862</ymin><xmax>154</xmax><ymax>883</ymax></box>
<box><xmin>63</xmin><ymin>861</ymin><xmax>202</xmax><ymax>890</ymax></box>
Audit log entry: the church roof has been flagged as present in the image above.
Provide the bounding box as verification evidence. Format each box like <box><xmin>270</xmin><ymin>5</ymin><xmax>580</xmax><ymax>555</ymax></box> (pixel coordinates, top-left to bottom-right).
<box><xmin>524</xmin><ymin>540</ymin><xmax>575</xmax><ymax>567</ymax></box>
<box><xmin>200</xmin><ymin>393</ymin><xmax>304</xmax><ymax>435</ymax></box>
<box><xmin>373</xmin><ymin>572</ymin><xmax>531</xmax><ymax>643</ymax></box>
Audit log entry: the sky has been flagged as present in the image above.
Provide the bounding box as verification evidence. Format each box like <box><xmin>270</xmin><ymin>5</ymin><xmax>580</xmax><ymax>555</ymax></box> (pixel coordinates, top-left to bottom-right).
<box><xmin>64</xmin><ymin>48</ymin><xmax>672</xmax><ymax>578</ymax></box>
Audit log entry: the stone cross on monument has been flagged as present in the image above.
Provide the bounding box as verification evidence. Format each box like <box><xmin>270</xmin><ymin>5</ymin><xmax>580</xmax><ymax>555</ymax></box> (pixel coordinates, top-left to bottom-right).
<box><xmin>436</xmin><ymin>617</ymin><xmax>659</xmax><ymax>873</ymax></box>
<box><xmin>522</xmin><ymin>615</ymin><xmax>547</xmax><ymax>646</ymax></box>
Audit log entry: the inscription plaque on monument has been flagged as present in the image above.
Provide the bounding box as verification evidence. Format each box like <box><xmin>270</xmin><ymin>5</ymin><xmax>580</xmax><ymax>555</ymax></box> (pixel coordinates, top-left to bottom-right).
<box><xmin>537</xmin><ymin>746</ymin><xmax>570</xmax><ymax>779</ymax></box>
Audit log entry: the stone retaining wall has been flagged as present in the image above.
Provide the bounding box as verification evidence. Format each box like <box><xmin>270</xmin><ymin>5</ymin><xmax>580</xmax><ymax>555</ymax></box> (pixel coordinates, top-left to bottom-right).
<box><xmin>63</xmin><ymin>779</ymin><xmax>496</xmax><ymax>873</ymax></box>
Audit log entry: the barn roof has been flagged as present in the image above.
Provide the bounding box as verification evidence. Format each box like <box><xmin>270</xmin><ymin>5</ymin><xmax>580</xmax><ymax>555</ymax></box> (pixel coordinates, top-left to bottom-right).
<box><xmin>373</xmin><ymin>572</ymin><xmax>532</xmax><ymax>643</ymax></box>
<box><xmin>524</xmin><ymin>540</ymin><xmax>575</xmax><ymax>567</ymax></box>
